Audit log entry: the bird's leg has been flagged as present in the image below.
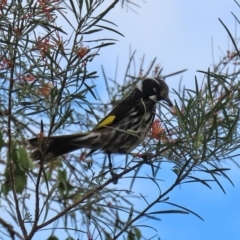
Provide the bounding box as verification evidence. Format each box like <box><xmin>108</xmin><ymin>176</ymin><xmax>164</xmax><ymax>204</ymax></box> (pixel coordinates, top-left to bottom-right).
<box><xmin>107</xmin><ymin>153</ymin><xmax>119</xmax><ymax>184</ymax></box>
<box><xmin>141</xmin><ymin>152</ymin><xmax>153</xmax><ymax>161</ymax></box>
<box><xmin>131</xmin><ymin>152</ymin><xmax>153</xmax><ymax>161</ymax></box>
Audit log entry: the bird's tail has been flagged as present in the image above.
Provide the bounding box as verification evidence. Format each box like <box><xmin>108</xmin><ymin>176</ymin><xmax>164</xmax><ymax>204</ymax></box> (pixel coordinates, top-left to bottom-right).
<box><xmin>28</xmin><ymin>132</ymin><xmax>97</xmax><ymax>162</ymax></box>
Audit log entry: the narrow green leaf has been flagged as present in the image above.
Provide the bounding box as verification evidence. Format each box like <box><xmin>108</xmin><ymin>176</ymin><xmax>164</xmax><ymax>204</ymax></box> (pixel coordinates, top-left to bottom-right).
<box><xmin>126</xmin><ymin>206</ymin><xmax>134</xmax><ymax>225</ymax></box>
<box><xmin>148</xmin><ymin>210</ymin><xmax>189</xmax><ymax>215</ymax></box>
<box><xmin>219</xmin><ymin>18</ymin><xmax>240</xmax><ymax>57</ymax></box>
<box><xmin>95</xmin><ymin>25</ymin><xmax>124</xmax><ymax>37</ymax></box>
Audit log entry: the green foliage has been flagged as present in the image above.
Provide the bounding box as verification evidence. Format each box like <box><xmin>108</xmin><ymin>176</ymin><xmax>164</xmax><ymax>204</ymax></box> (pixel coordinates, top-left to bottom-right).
<box><xmin>47</xmin><ymin>236</ymin><xmax>58</xmax><ymax>240</ymax></box>
<box><xmin>3</xmin><ymin>142</ymin><xmax>32</xmax><ymax>195</ymax></box>
<box><xmin>127</xmin><ymin>228</ymin><xmax>142</xmax><ymax>240</ymax></box>
<box><xmin>0</xmin><ymin>131</ymin><xmax>4</xmax><ymax>151</ymax></box>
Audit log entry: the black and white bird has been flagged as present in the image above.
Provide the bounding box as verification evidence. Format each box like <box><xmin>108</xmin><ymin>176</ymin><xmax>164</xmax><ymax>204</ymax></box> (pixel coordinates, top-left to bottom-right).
<box><xmin>28</xmin><ymin>78</ymin><xmax>173</xmax><ymax>165</ymax></box>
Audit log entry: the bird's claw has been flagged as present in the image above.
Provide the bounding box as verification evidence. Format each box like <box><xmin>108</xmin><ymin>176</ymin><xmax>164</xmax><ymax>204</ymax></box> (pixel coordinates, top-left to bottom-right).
<box><xmin>109</xmin><ymin>162</ymin><xmax>120</xmax><ymax>184</ymax></box>
<box><xmin>111</xmin><ymin>172</ymin><xmax>119</xmax><ymax>184</ymax></box>
<box><xmin>141</xmin><ymin>152</ymin><xmax>153</xmax><ymax>161</ymax></box>
<box><xmin>132</xmin><ymin>152</ymin><xmax>153</xmax><ymax>161</ymax></box>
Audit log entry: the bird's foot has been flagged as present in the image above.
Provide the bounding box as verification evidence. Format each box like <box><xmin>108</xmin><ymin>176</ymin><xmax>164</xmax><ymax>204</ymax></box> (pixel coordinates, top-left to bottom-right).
<box><xmin>109</xmin><ymin>162</ymin><xmax>120</xmax><ymax>184</ymax></box>
<box><xmin>141</xmin><ymin>152</ymin><xmax>153</xmax><ymax>161</ymax></box>
<box><xmin>111</xmin><ymin>172</ymin><xmax>120</xmax><ymax>184</ymax></box>
<box><xmin>132</xmin><ymin>152</ymin><xmax>153</xmax><ymax>161</ymax></box>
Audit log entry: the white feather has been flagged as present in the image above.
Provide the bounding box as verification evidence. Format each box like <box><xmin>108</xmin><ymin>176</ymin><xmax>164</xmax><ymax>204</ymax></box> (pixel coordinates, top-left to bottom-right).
<box><xmin>149</xmin><ymin>95</ymin><xmax>157</xmax><ymax>101</ymax></box>
<box><xmin>136</xmin><ymin>81</ymin><xmax>143</xmax><ymax>92</ymax></box>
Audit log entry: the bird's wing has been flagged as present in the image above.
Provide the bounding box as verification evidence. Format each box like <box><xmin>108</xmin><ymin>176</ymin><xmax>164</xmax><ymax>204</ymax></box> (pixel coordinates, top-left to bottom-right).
<box><xmin>92</xmin><ymin>92</ymin><xmax>138</xmax><ymax>131</ymax></box>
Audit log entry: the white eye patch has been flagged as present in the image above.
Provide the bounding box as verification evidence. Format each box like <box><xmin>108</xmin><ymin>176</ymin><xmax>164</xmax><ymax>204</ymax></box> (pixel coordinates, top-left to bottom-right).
<box><xmin>149</xmin><ymin>95</ymin><xmax>157</xmax><ymax>101</ymax></box>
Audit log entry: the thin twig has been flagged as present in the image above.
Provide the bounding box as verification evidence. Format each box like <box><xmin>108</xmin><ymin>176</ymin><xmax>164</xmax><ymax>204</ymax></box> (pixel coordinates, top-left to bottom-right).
<box><xmin>0</xmin><ymin>217</ymin><xmax>24</xmax><ymax>240</ymax></box>
<box><xmin>7</xmin><ymin>12</ymin><xmax>28</xmax><ymax>238</ymax></box>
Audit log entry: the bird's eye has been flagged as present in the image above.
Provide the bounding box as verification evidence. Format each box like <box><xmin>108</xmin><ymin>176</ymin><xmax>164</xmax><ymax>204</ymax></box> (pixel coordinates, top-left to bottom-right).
<box><xmin>153</xmin><ymin>87</ymin><xmax>157</xmax><ymax>92</ymax></box>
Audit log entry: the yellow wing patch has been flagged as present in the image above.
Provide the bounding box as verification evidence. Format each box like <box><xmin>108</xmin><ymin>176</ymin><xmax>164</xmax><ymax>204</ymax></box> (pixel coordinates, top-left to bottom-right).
<box><xmin>93</xmin><ymin>115</ymin><xmax>116</xmax><ymax>130</ymax></box>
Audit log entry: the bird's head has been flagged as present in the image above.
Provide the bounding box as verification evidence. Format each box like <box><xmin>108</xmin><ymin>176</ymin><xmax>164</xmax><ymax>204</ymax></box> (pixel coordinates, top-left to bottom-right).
<box><xmin>136</xmin><ymin>77</ymin><xmax>173</xmax><ymax>107</ymax></box>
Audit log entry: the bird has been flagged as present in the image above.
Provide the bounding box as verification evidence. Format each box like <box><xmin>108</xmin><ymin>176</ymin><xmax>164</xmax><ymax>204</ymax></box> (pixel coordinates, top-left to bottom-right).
<box><xmin>28</xmin><ymin>77</ymin><xmax>173</xmax><ymax>176</ymax></box>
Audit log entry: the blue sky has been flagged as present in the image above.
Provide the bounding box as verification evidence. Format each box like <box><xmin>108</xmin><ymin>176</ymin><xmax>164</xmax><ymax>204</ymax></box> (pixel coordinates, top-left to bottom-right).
<box><xmin>86</xmin><ymin>1</ymin><xmax>240</xmax><ymax>240</ymax></box>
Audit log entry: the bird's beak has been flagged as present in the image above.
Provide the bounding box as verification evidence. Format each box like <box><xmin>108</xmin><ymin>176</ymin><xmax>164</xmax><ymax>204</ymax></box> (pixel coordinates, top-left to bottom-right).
<box><xmin>164</xmin><ymin>96</ymin><xmax>173</xmax><ymax>107</ymax></box>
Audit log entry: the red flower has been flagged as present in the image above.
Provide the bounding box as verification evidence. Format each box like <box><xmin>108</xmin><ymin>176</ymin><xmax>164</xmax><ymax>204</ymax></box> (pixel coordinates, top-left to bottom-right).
<box><xmin>0</xmin><ymin>0</ymin><xmax>7</xmax><ymax>10</ymax></box>
<box><xmin>150</xmin><ymin>119</ymin><xmax>168</xmax><ymax>141</ymax></box>
<box><xmin>36</xmin><ymin>82</ymin><xmax>53</xmax><ymax>97</ymax></box>
<box><xmin>21</xmin><ymin>74</ymin><xmax>35</xmax><ymax>82</ymax></box>
<box><xmin>0</xmin><ymin>58</ymin><xmax>14</xmax><ymax>70</ymax></box>
<box><xmin>77</xmin><ymin>45</ymin><xmax>90</xmax><ymax>59</ymax></box>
